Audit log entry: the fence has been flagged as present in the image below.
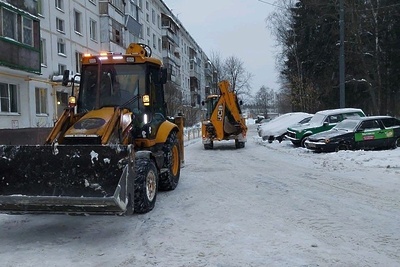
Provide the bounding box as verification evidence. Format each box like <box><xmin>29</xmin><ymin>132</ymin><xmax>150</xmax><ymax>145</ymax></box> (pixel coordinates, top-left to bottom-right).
<box><xmin>184</xmin><ymin>127</ymin><xmax>202</xmax><ymax>141</ymax></box>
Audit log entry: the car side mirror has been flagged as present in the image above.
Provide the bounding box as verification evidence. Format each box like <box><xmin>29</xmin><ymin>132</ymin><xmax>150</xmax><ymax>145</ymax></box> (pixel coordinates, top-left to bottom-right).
<box><xmin>62</xmin><ymin>70</ymin><xmax>70</xmax><ymax>86</ymax></box>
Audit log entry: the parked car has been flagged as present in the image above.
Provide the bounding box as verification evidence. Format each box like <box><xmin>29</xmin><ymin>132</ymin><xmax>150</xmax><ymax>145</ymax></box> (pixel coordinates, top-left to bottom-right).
<box><xmin>256</xmin><ymin>118</ymin><xmax>272</xmax><ymax>132</ymax></box>
<box><xmin>286</xmin><ymin>108</ymin><xmax>366</xmax><ymax>147</ymax></box>
<box><xmin>258</xmin><ymin>112</ymin><xmax>313</xmax><ymax>143</ymax></box>
<box><xmin>255</xmin><ymin>115</ymin><xmax>265</xmax><ymax>124</ymax></box>
<box><xmin>304</xmin><ymin>116</ymin><xmax>400</xmax><ymax>152</ymax></box>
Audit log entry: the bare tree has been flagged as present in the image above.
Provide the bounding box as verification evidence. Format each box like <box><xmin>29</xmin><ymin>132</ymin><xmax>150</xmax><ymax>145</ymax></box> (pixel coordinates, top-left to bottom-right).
<box><xmin>164</xmin><ymin>82</ymin><xmax>182</xmax><ymax>116</ymax></box>
<box><xmin>223</xmin><ymin>56</ymin><xmax>253</xmax><ymax>98</ymax></box>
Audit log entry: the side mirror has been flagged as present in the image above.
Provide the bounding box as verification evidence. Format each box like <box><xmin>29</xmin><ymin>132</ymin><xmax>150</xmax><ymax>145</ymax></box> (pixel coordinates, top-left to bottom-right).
<box><xmin>62</xmin><ymin>70</ymin><xmax>70</xmax><ymax>86</ymax></box>
<box><xmin>239</xmin><ymin>100</ymin><xmax>243</xmax><ymax>105</ymax></box>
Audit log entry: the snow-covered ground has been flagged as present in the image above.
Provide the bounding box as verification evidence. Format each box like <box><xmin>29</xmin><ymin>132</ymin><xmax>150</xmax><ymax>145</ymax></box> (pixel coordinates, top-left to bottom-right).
<box><xmin>1</xmin><ymin>122</ymin><xmax>399</xmax><ymax>267</ymax></box>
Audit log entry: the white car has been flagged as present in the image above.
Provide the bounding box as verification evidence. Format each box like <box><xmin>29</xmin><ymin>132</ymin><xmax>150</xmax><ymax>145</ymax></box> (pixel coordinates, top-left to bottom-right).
<box><xmin>258</xmin><ymin>112</ymin><xmax>313</xmax><ymax>143</ymax></box>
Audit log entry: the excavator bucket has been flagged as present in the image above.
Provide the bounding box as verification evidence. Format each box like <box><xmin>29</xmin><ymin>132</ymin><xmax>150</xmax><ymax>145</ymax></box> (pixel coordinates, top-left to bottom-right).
<box><xmin>0</xmin><ymin>144</ymin><xmax>135</xmax><ymax>215</ymax></box>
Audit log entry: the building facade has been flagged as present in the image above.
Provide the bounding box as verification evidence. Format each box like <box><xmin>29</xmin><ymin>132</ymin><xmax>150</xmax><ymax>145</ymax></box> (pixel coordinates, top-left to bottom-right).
<box><xmin>0</xmin><ymin>0</ymin><xmax>215</xmax><ymax>129</ymax></box>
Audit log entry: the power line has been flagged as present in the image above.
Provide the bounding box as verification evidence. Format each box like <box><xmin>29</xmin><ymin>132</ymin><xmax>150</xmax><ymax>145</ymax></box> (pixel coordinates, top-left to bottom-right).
<box><xmin>257</xmin><ymin>0</ymin><xmax>284</xmax><ymax>9</ymax></box>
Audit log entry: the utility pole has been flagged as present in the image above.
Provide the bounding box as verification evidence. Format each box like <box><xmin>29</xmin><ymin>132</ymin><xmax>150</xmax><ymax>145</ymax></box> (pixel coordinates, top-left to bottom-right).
<box><xmin>339</xmin><ymin>0</ymin><xmax>345</xmax><ymax>108</ymax></box>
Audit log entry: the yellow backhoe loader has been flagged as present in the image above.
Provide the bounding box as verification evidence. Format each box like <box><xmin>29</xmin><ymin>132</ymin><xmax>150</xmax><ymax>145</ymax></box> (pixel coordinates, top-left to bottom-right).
<box><xmin>0</xmin><ymin>43</ymin><xmax>184</xmax><ymax>215</ymax></box>
<box><xmin>201</xmin><ymin>80</ymin><xmax>247</xmax><ymax>149</ymax></box>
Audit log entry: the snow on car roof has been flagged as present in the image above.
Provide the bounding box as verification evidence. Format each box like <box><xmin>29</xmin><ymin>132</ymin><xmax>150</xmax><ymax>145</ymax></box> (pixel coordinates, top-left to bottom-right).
<box><xmin>316</xmin><ymin>108</ymin><xmax>364</xmax><ymax>116</ymax></box>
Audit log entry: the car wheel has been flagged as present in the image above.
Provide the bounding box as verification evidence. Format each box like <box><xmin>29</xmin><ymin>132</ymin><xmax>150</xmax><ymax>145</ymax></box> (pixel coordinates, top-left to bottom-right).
<box><xmin>335</xmin><ymin>143</ymin><xmax>348</xmax><ymax>152</ymax></box>
<box><xmin>300</xmin><ymin>136</ymin><xmax>310</xmax><ymax>148</ymax></box>
<box><xmin>291</xmin><ymin>140</ymin><xmax>301</xmax><ymax>147</ymax></box>
<box><xmin>393</xmin><ymin>137</ymin><xmax>400</xmax><ymax>149</ymax></box>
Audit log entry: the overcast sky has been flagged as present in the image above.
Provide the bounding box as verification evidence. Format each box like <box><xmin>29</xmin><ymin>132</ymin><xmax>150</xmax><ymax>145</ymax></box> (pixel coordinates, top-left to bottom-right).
<box><xmin>164</xmin><ymin>0</ymin><xmax>280</xmax><ymax>96</ymax></box>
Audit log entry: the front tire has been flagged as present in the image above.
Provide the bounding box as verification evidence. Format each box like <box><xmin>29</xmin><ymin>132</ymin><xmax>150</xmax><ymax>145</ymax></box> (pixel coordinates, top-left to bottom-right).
<box><xmin>300</xmin><ymin>136</ymin><xmax>310</xmax><ymax>148</ymax></box>
<box><xmin>134</xmin><ymin>158</ymin><xmax>158</xmax><ymax>214</ymax></box>
<box><xmin>393</xmin><ymin>137</ymin><xmax>400</xmax><ymax>149</ymax></box>
<box><xmin>335</xmin><ymin>143</ymin><xmax>349</xmax><ymax>152</ymax></box>
<box><xmin>159</xmin><ymin>131</ymin><xmax>181</xmax><ymax>191</ymax></box>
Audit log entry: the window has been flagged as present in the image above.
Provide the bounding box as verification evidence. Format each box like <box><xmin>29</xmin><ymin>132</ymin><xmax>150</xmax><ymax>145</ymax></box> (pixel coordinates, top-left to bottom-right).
<box><xmin>139</xmin><ymin>0</ymin><xmax>143</xmax><ymax>9</ymax></box>
<box><xmin>74</xmin><ymin>10</ymin><xmax>82</xmax><ymax>34</ymax></box>
<box><xmin>111</xmin><ymin>0</ymin><xmax>124</xmax><ymax>11</ymax></box>
<box><xmin>328</xmin><ymin>115</ymin><xmax>340</xmax><ymax>124</ymax></box>
<box><xmin>112</xmin><ymin>21</ymin><xmax>122</xmax><ymax>45</ymax></box>
<box><xmin>55</xmin><ymin>0</ymin><xmax>64</xmax><ymax>11</ymax></box>
<box><xmin>146</xmin><ymin>1</ymin><xmax>149</xmax><ymax>10</ymax></box>
<box><xmin>40</xmin><ymin>38</ymin><xmax>47</xmax><ymax>66</ymax></box>
<box><xmin>0</xmin><ymin>83</ymin><xmax>18</xmax><ymax>113</ymax></box>
<box><xmin>75</xmin><ymin>52</ymin><xmax>83</xmax><ymax>74</ymax></box>
<box><xmin>22</xmin><ymin>17</ymin><xmax>33</xmax><ymax>45</ymax></box>
<box><xmin>2</xmin><ymin>8</ymin><xmax>17</xmax><ymax>40</ymax></box>
<box><xmin>57</xmin><ymin>38</ymin><xmax>66</xmax><ymax>55</ymax></box>
<box><xmin>58</xmin><ymin>64</ymin><xmax>66</xmax><ymax>75</ymax></box>
<box><xmin>130</xmin><ymin>0</ymin><xmax>138</xmax><ymax>19</ymax></box>
<box><xmin>35</xmin><ymin>88</ymin><xmax>47</xmax><ymax>115</ymax></box>
<box><xmin>146</xmin><ymin>13</ymin><xmax>149</xmax><ymax>22</ymax></box>
<box><xmin>152</xmin><ymin>9</ymin><xmax>155</xmax><ymax>24</ymax></box>
<box><xmin>152</xmin><ymin>34</ymin><xmax>156</xmax><ymax>49</ymax></box>
<box><xmin>37</xmin><ymin>0</ymin><xmax>43</xmax><ymax>15</ymax></box>
<box><xmin>89</xmin><ymin>19</ymin><xmax>97</xmax><ymax>41</ymax></box>
<box><xmin>1</xmin><ymin>7</ymin><xmax>38</xmax><ymax>48</ymax></box>
<box><xmin>56</xmin><ymin>17</ymin><xmax>65</xmax><ymax>33</ymax></box>
<box><xmin>147</xmin><ymin>26</ymin><xmax>150</xmax><ymax>36</ymax></box>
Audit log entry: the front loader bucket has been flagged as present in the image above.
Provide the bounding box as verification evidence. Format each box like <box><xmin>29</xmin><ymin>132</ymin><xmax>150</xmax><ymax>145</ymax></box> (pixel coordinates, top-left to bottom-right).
<box><xmin>0</xmin><ymin>144</ymin><xmax>135</xmax><ymax>215</ymax></box>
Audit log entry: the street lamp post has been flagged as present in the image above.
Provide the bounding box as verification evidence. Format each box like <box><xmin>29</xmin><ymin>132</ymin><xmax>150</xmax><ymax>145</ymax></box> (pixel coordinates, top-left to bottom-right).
<box><xmin>339</xmin><ymin>0</ymin><xmax>345</xmax><ymax>108</ymax></box>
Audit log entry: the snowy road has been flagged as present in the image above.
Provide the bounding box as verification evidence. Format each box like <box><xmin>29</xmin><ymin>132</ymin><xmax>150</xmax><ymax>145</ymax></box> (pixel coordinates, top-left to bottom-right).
<box><xmin>1</xmin><ymin>124</ymin><xmax>400</xmax><ymax>267</ymax></box>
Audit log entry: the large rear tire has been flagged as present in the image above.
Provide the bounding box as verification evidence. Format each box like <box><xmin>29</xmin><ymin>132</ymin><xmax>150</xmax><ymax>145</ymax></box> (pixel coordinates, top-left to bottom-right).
<box><xmin>159</xmin><ymin>131</ymin><xmax>181</xmax><ymax>191</ymax></box>
<box><xmin>134</xmin><ymin>158</ymin><xmax>158</xmax><ymax>214</ymax></box>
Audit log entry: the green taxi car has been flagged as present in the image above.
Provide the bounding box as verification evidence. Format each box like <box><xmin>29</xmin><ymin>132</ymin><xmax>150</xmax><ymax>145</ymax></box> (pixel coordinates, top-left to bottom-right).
<box><xmin>304</xmin><ymin>116</ymin><xmax>400</xmax><ymax>152</ymax></box>
<box><xmin>286</xmin><ymin>108</ymin><xmax>366</xmax><ymax>147</ymax></box>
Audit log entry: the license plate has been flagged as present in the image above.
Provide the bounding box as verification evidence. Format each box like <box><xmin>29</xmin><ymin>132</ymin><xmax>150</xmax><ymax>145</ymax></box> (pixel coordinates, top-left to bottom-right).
<box><xmin>307</xmin><ymin>142</ymin><xmax>316</xmax><ymax>148</ymax></box>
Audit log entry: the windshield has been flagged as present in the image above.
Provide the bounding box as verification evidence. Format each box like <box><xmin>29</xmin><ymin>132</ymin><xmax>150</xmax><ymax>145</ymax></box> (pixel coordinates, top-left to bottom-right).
<box><xmin>333</xmin><ymin>120</ymin><xmax>359</xmax><ymax>131</ymax></box>
<box><xmin>77</xmin><ymin>64</ymin><xmax>146</xmax><ymax>113</ymax></box>
<box><xmin>307</xmin><ymin>113</ymin><xmax>326</xmax><ymax>125</ymax></box>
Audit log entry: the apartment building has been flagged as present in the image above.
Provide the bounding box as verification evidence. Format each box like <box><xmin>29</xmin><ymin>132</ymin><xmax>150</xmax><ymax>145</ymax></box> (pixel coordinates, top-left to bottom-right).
<box><xmin>0</xmin><ymin>0</ymin><xmax>214</xmax><ymax>130</ymax></box>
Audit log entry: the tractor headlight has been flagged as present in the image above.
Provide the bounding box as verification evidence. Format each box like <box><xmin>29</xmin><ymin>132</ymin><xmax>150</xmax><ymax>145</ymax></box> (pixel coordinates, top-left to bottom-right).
<box><xmin>68</xmin><ymin>96</ymin><xmax>77</xmax><ymax>108</ymax></box>
<box><xmin>142</xmin><ymin>94</ymin><xmax>150</xmax><ymax>106</ymax></box>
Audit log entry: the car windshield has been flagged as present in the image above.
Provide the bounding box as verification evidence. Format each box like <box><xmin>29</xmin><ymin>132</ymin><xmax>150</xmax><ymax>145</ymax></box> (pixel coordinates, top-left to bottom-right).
<box><xmin>307</xmin><ymin>113</ymin><xmax>326</xmax><ymax>125</ymax></box>
<box><xmin>333</xmin><ymin>120</ymin><xmax>359</xmax><ymax>131</ymax></box>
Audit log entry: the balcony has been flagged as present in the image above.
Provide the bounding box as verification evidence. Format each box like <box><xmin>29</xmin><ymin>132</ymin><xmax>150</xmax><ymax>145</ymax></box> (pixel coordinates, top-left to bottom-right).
<box><xmin>162</xmin><ymin>29</ymin><xmax>179</xmax><ymax>45</ymax></box>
